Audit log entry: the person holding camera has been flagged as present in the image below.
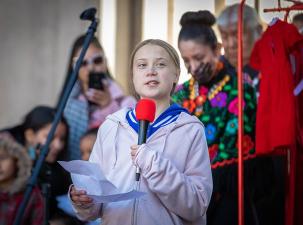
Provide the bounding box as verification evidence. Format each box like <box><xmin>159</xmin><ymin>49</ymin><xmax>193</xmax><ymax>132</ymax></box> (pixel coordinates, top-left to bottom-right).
<box><xmin>62</xmin><ymin>35</ymin><xmax>136</xmax><ymax>160</ymax></box>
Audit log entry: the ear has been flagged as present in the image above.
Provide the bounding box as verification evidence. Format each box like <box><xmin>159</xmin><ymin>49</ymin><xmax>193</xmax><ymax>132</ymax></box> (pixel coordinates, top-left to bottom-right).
<box><xmin>174</xmin><ymin>69</ymin><xmax>180</xmax><ymax>83</ymax></box>
<box><xmin>24</xmin><ymin>129</ymin><xmax>36</xmax><ymax>146</ymax></box>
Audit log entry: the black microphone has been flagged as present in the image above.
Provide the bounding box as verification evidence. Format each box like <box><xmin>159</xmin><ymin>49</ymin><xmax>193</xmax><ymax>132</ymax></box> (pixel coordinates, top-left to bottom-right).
<box><xmin>135</xmin><ymin>99</ymin><xmax>156</xmax><ymax>181</ymax></box>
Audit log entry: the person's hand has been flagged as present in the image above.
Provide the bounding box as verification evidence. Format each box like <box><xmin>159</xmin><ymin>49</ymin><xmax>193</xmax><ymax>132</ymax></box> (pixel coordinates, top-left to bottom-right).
<box><xmin>70</xmin><ymin>186</ymin><xmax>93</xmax><ymax>208</ymax></box>
<box><xmin>193</xmin><ymin>62</ymin><xmax>213</xmax><ymax>84</ymax></box>
<box><xmin>86</xmin><ymin>87</ymin><xmax>112</xmax><ymax>108</ymax></box>
<box><xmin>130</xmin><ymin>145</ymin><xmax>140</xmax><ymax>163</ymax></box>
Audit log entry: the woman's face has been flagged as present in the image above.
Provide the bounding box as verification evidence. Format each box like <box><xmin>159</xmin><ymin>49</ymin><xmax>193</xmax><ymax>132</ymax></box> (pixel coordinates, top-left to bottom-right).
<box><xmin>178</xmin><ymin>40</ymin><xmax>219</xmax><ymax>84</ymax></box>
<box><xmin>25</xmin><ymin>122</ymin><xmax>67</xmax><ymax>163</ymax></box>
<box><xmin>132</xmin><ymin>44</ymin><xmax>179</xmax><ymax>102</ymax></box>
<box><xmin>74</xmin><ymin>44</ymin><xmax>107</xmax><ymax>93</ymax></box>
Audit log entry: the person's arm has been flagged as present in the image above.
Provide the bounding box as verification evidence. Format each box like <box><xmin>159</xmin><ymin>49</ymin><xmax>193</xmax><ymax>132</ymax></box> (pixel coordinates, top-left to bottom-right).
<box><xmin>69</xmin><ymin>185</ymin><xmax>102</xmax><ymax>221</ymax></box>
<box><xmin>68</xmin><ymin>130</ymin><xmax>104</xmax><ymax>221</ymax></box>
<box><xmin>134</xmin><ymin>126</ymin><xmax>213</xmax><ymax>221</ymax></box>
<box><xmin>243</xmin><ymin>83</ymin><xmax>257</xmax><ymax>140</ymax></box>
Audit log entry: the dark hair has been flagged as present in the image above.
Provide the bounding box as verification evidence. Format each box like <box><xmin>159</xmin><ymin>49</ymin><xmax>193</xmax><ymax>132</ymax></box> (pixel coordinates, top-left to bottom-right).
<box><xmin>23</xmin><ymin>106</ymin><xmax>58</xmax><ymax>132</ymax></box>
<box><xmin>293</xmin><ymin>13</ymin><xmax>303</xmax><ymax>23</ymax></box>
<box><xmin>2</xmin><ymin>106</ymin><xmax>69</xmax><ymax>149</ymax></box>
<box><xmin>178</xmin><ymin>10</ymin><xmax>217</xmax><ymax>50</ymax></box>
<box><xmin>65</xmin><ymin>35</ymin><xmax>104</xmax><ymax>83</ymax></box>
<box><xmin>57</xmin><ymin>34</ymin><xmax>111</xmax><ymax>105</ymax></box>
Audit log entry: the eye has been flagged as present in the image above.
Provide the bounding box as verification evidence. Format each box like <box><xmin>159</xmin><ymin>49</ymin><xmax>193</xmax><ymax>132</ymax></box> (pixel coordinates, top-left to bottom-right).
<box><xmin>137</xmin><ymin>63</ymin><xmax>146</xmax><ymax>69</ymax></box>
<box><xmin>156</xmin><ymin>62</ymin><xmax>166</xmax><ymax>68</ymax></box>
<box><xmin>195</xmin><ymin>55</ymin><xmax>204</xmax><ymax>61</ymax></box>
<box><xmin>183</xmin><ymin>60</ymin><xmax>189</xmax><ymax>68</ymax></box>
<box><xmin>93</xmin><ymin>56</ymin><xmax>103</xmax><ymax>64</ymax></box>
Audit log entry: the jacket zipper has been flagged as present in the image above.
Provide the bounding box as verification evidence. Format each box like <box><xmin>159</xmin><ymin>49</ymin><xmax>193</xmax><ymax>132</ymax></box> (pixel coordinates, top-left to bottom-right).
<box><xmin>131</xmin><ymin>181</ymin><xmax>140</xmax><ymax>225</ymax></box>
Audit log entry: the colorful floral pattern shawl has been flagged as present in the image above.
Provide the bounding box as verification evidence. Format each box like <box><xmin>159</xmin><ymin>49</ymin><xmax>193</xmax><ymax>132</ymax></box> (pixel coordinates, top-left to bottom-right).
<box><xmin>172</xmin><ymin>57</ymin><xmax>257</xmax><ymax>168</ymax></box>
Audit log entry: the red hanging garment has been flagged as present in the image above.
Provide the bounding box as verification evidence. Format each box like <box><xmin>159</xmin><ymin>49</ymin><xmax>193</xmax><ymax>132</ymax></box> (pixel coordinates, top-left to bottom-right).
<box><xmin>250</xmin><ymin>19</ymin><xmax>303</xmax><ymax>155</ymax></box>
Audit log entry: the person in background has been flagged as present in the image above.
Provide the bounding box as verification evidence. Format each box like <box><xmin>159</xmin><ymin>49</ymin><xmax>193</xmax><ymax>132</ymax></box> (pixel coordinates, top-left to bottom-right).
<box><xmin>0</xmin><ymin>137</ymin><xmax>44</xmax><ymax>225</ymax></box>
<box><xmin>172</xmin><ymin>7</ymin><xmax>283</xmax><ymax>225</ymax></box>
<box><xmin>292</xmin><ymin>13</ymin><xmax>303</xmax><ymax>34</ymax></box>
<box><xmin>217</xmin><ymin>3</ymin><xmax>262</xmax><ymax>95</ymax></box>
<box><xmin>79</xmin><ymin>128</ymin><xmax>98</xmax><ymax>161</ymax></box>
<box><xmin>217</xmin><ymin>4</ymin><xmax>284</xmax><ymax>225</ymax></box>
<box><xmin>56</xmin><ymin>128</ymin><xmax>100</xmax><ymax>225</ymax></box>
<box><xmin>0</xmin><ymin>106</ymin><xmax>80</xmax><ymax>224</ymax></box>
<box><xmin>62</xmin><ymin>35</ymin><xmax>136</xmax><ymax>161</ymax></box>
<box><xmin>69</xmin><ymin>39</ymin><xmax>212</xmax><ymax>225</ymax></box>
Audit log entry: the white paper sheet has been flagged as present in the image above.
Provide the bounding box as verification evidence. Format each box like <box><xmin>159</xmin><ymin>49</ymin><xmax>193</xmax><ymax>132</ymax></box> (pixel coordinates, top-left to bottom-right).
<box><xmin>58</xmin><ymin>160</ymin><xmax>145</xmax><ymax>203</ymax></box>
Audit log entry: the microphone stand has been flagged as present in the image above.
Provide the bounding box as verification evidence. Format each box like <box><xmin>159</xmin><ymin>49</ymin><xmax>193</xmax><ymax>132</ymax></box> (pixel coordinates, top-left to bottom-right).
<box><xmin>41</xmin><ymin>161</ymin><xmax>51</xmax><ymax>225</ymax></box>
<box><xmin>13</xmin><ymin>7</ymin><xmax>98</xmax><ymax>225</ymax></box>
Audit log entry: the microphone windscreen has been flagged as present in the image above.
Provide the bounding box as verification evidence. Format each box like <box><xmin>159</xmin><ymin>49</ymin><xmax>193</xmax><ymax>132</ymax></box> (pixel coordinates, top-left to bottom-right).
<box><xmin>135</xmin><ymin>99</ymin><xmax>156</xmax><ymax>122</ymax></box>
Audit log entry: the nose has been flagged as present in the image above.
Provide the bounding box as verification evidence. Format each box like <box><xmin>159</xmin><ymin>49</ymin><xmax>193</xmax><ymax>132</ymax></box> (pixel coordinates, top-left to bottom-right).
<box><xmin>226</xmin><ymin>35</ymin><xmax>237</xmax><ymax>49</ymax></box>
<box><xmin>188</xmin><ymin>61</ymin><xmax>200</xmax><ymax>75</ymax></box>
<box><xmin>147</xmin><ymin>66</ymin><xmax>157</xmax><ymax>76</ymax></box>
<box><xmin>87</xmin><ymin>63</ymin><xmax>95</xmax><ymax>71</ymax></box>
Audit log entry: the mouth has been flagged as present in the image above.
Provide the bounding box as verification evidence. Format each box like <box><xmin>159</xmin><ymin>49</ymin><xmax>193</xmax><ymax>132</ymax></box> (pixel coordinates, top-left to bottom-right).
<box><xmin>145</xmin><ymin>80</ymin><xmax>159</xmax><ymax>87</ymax></box>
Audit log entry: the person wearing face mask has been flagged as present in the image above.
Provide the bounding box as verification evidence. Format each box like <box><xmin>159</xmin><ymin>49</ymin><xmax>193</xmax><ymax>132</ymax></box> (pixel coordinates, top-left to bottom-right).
<box><xmin>172</xmin><ymin>9</ymin><xmax>284</xmax><ymax>225</ymax></box>
<box><xmin>172</xmin><ymin>10</ymin><xmax>257</xmax><ymax>165</ymax></box>
<box><xmin>0</xmin><ymin>106</ymin><xmax>83</xmax><ymax>224</ymax></box>
<box><xmin>62</xmin><ymin>35</ymin><xmax>136</xmax><ymax>161</ymax></box>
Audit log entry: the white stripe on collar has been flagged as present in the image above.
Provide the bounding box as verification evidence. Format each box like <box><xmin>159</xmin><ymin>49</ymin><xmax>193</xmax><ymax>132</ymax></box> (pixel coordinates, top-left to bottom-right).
<box><xmin>129</xmin><ymin>110</ymin><xmax>137</xmax><ymax>124</ymax></box>
<box><xmin>152</xmin><ymin>115</ymin><xmax>172</xmax><ymax>128</ymax></box>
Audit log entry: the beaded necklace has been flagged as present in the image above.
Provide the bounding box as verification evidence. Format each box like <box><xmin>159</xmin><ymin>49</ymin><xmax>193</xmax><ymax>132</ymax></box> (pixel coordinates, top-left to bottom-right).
<box><xmin>182</xmin><ymin>61</ymin><xmax>229</xmax><ymax>116</ymax></box>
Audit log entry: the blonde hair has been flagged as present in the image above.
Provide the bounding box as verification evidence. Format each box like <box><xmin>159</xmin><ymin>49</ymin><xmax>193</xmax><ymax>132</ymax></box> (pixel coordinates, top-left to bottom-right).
<box><xmin>129</xmin><ymin>39</ymin><xmax>181</xmax><ymax>99</ymax></box>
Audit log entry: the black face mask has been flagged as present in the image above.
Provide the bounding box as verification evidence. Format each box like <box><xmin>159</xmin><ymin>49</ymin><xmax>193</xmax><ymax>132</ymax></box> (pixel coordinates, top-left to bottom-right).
<box><xmin>191</xmin><ymin>62</ymin><xmax>214</xmax><ymax>85</ymax></box>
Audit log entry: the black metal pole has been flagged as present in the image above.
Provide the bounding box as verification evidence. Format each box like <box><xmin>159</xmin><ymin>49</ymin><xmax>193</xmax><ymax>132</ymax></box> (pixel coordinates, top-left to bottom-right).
<box><xmin>13</xmin><ymin>7</ymin><xmax>98</xmax><ymax>225</ymax></box>
<box><xmin>41</xmin><ymin>165</ymin><xmax>51</xmax><ymax>225</ymax></box>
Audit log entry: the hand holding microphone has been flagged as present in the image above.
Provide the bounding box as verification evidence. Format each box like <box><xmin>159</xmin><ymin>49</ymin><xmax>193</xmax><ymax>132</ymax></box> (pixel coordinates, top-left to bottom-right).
<box><xmin>134</xmin><ymin>99</ymin><xmax>156</xmax><ymax>181</ymax></box>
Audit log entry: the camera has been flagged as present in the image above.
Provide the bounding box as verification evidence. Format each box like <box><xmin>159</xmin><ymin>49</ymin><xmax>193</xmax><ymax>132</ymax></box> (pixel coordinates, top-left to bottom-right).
<box><xmin>88</xmin><ymin>72</ymin><xmax>106</xmax><ymax>90</ymax></box>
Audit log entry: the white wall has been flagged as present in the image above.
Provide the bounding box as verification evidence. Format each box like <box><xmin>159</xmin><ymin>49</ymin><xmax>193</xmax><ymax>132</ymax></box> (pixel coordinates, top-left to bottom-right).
<box><xmin>99</xmin><ymin>0</ymin><xmax>117</xmax><ymax>77</ymax></box>
<box><xmin>0</xmin><ymin>0</ymin><xmax>99</xmax><ymax>128</ymax></box>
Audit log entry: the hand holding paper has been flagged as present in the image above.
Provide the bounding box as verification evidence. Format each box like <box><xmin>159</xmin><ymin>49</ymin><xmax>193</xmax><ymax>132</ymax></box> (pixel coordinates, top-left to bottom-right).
<box><xmin>58</xmin><ymin>160</ymin><xmax>144</xmax><ymax>203</ymax></box>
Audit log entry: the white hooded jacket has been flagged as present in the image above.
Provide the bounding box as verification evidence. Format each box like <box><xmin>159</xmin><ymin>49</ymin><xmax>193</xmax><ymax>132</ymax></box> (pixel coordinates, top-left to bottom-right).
<box><xmin>72</xmin><ymin>108</ymin><xmax>213</xmax><ymax>225</ymax></box>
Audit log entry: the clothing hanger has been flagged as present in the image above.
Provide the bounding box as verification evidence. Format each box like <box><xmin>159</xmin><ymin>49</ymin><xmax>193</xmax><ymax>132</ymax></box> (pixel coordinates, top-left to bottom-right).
<box><xmin>269</xmin><ymin>17</ymin><xmax>280</xmax><ymax>26</ymax></box>
<box><xmin>294</xmin><ymin>79</ymin><xmax>303</xmax><ymax>95</ymax></box>
<box><xmin>264</xmin><ymin>0</ymin><xmax>303</xmax><ymax>96</ymax></box>
<box><xmin>264</xmin><ymin>0</ymin><xmax>303</xmax><ymax>22</ymax></box>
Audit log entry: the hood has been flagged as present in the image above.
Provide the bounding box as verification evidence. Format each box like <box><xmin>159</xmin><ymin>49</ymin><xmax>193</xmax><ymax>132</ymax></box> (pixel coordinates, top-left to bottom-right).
<box><xmin>0</xmin><ymin>137</ymin><xmax>32</xmax><ymax>194</ymax></box>
<box><xmin>126</xmin><ymin>103</ymin><xmax>189</xmax><ymax>139</ymax></box>
<box><xmin>107</xmin><ymin>106</ymin><xmax>203</xmax><ymax>135</ymax></box>
<box><xmin>102</xmin><ymin>107</ymin><xmax>203</xmax><ymax>169</ymax></box>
